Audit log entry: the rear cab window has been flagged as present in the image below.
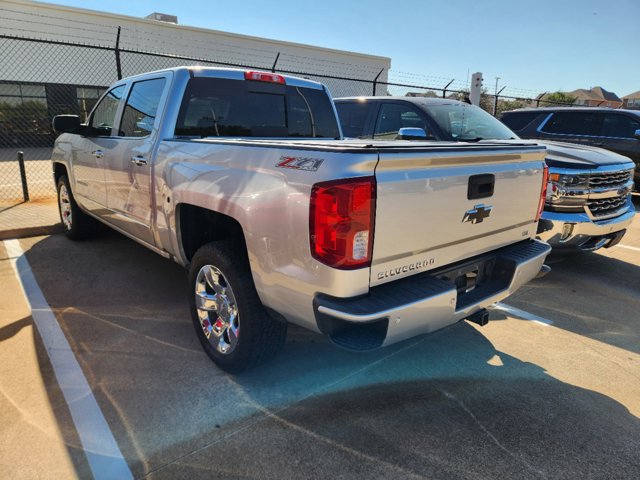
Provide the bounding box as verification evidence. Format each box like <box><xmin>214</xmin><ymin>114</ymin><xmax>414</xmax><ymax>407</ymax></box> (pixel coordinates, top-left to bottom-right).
<box><xmin>174</xmin><ymin>77</ymin><xmax>340</xmax><ymax>138</ymax></box>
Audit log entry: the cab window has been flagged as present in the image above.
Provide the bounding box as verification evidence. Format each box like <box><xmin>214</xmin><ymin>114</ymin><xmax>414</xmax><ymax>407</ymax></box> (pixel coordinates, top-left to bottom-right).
<box><xmin>373</xmin><ymin>104</ymin><xmax>431</xmax><ymax>140</ymax></box>
<box><xmin>541</xmin><ymin>112</ymin><xmax>602</xmax><ymax>136</ymax></box>
<box><xmin>335</xmin><ymin>102</ymin><xmax>371</xmax><ymax>138</ymax></box>
<box><xmin>119</xmin><ymin>78</ymin><xmax>166</xmax><ymax>137</ymax></box>
<box><xmin>89</xmin><ymin>85</ymin><xmax>125</xmax><ymax>135</ymax></box>
<box><xmin>174</xmin><ymin>77</ymin><xmax>340</xmax><ymax>138</ymax></box>
<box><xmin>601</xmin><ymin>114</ymin><xmax>640</xmax><ymax>138</ymax></box>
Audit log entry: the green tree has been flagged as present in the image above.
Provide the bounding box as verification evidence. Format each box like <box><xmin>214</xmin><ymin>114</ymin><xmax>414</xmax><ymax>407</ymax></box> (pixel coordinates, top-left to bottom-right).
<box><xmin>541</xmin><ymin>92</ymin><xmax>577</xmax><ymax>106</ymax></box>
<box><xmin>496</xmin><ymin>98</ymin><xmax>527</xmax><ymax>116</ymax></box>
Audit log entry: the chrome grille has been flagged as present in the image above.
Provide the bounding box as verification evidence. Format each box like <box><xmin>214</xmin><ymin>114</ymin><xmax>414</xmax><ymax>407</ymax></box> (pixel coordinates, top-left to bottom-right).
<box><xmin>587</xmin><ymin>196</ymin><xmax>629</xmax><ymax>218</ymax></box>
<box><xmin>589</xmin><ymin>169</ymin><xmax>633</xmax><ymax>189</ymax></box>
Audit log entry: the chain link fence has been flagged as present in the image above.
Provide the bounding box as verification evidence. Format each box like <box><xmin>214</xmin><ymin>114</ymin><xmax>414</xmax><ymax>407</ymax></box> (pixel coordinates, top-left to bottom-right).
<box><xmin>0</xmin><ymin>26</ymin><xmax>586</xmax><ymax>206</ymax></box>
<box><xmin>0</xmin><ymin>30</ymin><xmax>395</xmax><ymax>205</ymax></box>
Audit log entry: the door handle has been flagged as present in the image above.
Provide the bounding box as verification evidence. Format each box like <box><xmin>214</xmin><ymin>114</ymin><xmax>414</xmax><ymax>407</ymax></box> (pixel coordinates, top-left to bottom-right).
<box><xmin>92</xmin><ymin>150</ymin><xmax>104</xmax><ymax>158</ymax></box>
<box><xmin>131</xmin><ymin>155</ymin><xmax>148</xmax><ymax>166</ymax></box>
<box><xmin>467</xmin><ymin>173</ymin><xmax>495</xmax><ymax>200</ymax></box>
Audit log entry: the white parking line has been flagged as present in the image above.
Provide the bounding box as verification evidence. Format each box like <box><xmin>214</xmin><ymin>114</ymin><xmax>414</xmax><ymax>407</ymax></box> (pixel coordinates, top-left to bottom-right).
<box><xmin>4</xmin><ymin>239</ymin><xmax>133</xmax><ymax>480</ymax></box>
<box><xmin>617</xmin><ymin>244</ymin><xmax>640</xmax><ymax>253</ymax></box>
<box><xmin>491</xmin><ymin>302</ymin><xmax>554</xmax><ymax>326</ymax></box>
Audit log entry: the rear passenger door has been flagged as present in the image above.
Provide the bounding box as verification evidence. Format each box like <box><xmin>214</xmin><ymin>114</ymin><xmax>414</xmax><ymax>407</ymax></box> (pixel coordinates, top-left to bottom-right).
<box><xmin>103</xmin><ymin>73</ymin><xmax>171</xmax><ymax>247</ymax></box>
<box><xmin>599</xmin><ymin>113</ymin><xmax>640</xmax><ymax>165</ymax></box>
<box><xmin>538</xmin><ymin>111</ymin><xmax>603</xmax><ymax>146</ymax></box>
<box><xmin>334</xmin><ymin>101</ymin><xmax>376</xmax><ymax>138</ymax></box>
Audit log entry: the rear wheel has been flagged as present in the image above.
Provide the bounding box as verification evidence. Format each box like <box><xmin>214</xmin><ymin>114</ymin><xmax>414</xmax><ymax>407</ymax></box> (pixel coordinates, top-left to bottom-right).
<box><xmin>188</xmin><ymin>240</ymin><xmax>287</xmax><ymax>373</ymax></box>
<box><xmin>57</xmin><ymin>175</ymin><xmax>97</xmax><ymax>240</ymax></box>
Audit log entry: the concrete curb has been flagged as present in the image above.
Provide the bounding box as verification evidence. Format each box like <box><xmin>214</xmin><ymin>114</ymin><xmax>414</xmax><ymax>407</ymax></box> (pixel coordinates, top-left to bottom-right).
<box><xmin>0</xmin><ymin>223</ymin><xmax>63</xmax><ymax>241</ymax></box>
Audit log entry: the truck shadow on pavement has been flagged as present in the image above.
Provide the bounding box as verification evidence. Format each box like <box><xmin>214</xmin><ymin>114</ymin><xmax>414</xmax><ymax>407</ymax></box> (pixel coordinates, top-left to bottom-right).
<box><xmin>20</xmin><ymin>231</ymin><xmax>640</xmax><ymax>479</ymax></box>
<box><xmin>497</xmin><ymin>248</ymin><xmax>640</xmax><ymax>355</ymax></box>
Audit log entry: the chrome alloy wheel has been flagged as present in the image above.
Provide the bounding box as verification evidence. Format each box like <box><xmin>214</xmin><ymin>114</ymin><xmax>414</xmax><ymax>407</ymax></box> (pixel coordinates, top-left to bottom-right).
<box><xmin>195</xmin><ymin>265</ymin><xmax>240</xmax><ymax>355</ymax></box>
<box><xmin>59</xmin><ymin>184</ymin><xmax>72</xmax><ymax>230</ymax></box>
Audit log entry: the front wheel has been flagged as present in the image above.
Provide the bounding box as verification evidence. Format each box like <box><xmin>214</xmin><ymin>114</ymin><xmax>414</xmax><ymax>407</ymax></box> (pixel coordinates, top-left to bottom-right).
<box><xmin>57</xmin><ymin>175</ymin><xmax>97</xmax><ymax>240</ymax></box>
<box><xmin>188</xmin><ymin>240</ymin><xmax>287</xmax><ymax>373</ymax></box>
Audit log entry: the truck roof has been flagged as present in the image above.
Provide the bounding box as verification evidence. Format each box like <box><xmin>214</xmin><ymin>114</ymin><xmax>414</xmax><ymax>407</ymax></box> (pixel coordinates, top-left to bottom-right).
<box><xmin>336</xmin><ymin>96</ymin><xmax>466</xmax><ymax>107</ymax></box>
<box><xmin>503</xmin><ymin>107</ymin><xmax>640</xmax><ymax>117</ymax></box>
<box><xmin>115</xmin><ymin>66</ymin><xmax>325</xmax><ymax>91</ymax></box>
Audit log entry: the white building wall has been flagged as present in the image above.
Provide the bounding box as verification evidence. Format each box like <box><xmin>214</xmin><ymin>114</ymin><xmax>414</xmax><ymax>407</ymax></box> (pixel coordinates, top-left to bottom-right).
<box><xmin>0</xmin><ymin>0</ymin><xmax>390</xmax><ymax>96</ymax></box>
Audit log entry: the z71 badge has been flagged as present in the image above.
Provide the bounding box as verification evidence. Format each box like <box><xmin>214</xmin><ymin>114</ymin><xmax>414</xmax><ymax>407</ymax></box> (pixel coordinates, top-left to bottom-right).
<box><xmin>276</xmin><ymin>156</ymin><xmax>324</xmax><ymax>172</ymax></box>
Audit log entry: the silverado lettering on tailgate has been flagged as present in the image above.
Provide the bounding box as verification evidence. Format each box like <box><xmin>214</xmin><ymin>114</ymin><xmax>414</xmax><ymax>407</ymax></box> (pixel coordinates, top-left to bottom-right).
<box><xmin>377</xmin><ymin>258</ymin><xmax>436</xmax><ymax>280</ymax></box>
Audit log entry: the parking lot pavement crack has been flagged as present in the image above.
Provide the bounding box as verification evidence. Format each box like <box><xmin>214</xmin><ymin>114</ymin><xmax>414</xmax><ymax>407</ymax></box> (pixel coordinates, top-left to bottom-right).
<box><xmin>247</xmin><ymin>405</ymin><xmax>430</xmax><ymax>479</ymax></box>
<box><xmin>433</xmin><ymin>385</ymin><xmax>547</xmax><ymax>480</ymax></box>
<box><xmin>141</xmin><ymin>336</ymin><xmax>431</xmax><ymax>479</ymax></box>
<box><xmin>62</xmin><ymin>307</ymin><xmax>202</xmax><ymax>355</ymax></box>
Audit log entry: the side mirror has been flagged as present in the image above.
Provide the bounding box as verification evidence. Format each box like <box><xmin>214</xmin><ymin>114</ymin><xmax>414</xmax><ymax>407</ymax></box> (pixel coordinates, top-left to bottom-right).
<box><xmin>396</xmin><ymin>127</ymin><xmax>428</xmax><ymax>140</ymax></box>
<box><xmin>634</xmin><ymin>128</ymin><xmax>640</xmax><ymax>140</ymax></box>
<box><xmin>52</xmin><ymin>115</ymin><xmax>81</xmax><ymax>134</ymax></box>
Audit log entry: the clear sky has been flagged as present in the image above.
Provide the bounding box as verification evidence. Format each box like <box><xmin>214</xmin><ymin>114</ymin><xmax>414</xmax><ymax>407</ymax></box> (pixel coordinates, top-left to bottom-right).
<box><xmin>37</xmin><ymin>0</ymin><xmax>640</xmax><ymax>97</ymax></box>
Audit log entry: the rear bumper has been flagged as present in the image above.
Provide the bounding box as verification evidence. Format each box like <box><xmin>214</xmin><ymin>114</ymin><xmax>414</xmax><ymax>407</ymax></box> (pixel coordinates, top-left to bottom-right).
<box><xmin>537</xmin><ymin>203</ymin><xmax>635</xmax><ymax>251</ymax></box>
<box><xmin>313</xmin><ymin>239</ymin><xmax>551</xmax><ymax>350</ymax></box>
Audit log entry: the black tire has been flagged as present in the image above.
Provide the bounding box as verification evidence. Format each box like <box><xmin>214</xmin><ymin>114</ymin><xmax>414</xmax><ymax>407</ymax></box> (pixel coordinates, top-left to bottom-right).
<box><xmin>188</xmin><ymin>240</ymin><xmax>287</xmax><ymax>373</ymax></box>
<box><xmin>57</xmin><ymin>175</ymin><xmax>97</xmax><ymax>240</ymax></box>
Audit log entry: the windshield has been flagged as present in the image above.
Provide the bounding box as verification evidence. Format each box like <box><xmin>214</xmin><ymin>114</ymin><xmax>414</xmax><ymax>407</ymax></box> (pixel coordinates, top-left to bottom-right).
<box><xmin>425</xmin><ymin>103</ymin><xmax>518</xmax><ymax>141</ymax></box>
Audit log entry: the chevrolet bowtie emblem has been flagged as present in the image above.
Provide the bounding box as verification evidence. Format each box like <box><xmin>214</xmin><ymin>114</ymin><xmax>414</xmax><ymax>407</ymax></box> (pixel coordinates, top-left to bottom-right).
<box><xmin>463</xmin><ymin>204</ymin><xmax>493</xmax><ymax>224</ymax></box>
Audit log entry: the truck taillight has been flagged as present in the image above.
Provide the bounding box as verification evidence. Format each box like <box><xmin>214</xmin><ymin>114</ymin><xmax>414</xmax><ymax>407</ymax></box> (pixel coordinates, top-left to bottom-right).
<box><xmin>244</xmin><ymin>71</ymin><xmax>286</xmax><ymax>84</ymax></box>
<box><xmin>536</xmin><ymin>164</ymin><xmax>549</xmax><ymax>222</ymax></box>
<box><xmin>310</xmin><ymin>177</ymin><xmax>376</xmax><ymax>270</ymax></box>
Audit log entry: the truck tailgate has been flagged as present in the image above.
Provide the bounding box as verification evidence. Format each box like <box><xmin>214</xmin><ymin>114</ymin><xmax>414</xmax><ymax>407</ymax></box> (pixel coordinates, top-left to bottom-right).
<box><xmin>371</xmin><ymin>145</ymin><xmax>546</xmax><ymax>287</ymax></box>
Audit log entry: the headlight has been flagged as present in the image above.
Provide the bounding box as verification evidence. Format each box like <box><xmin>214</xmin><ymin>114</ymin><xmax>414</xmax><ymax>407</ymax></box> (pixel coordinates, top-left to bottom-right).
<box><xmin>545</xmin><ymin>173</ymin><xmax>589</xmax><ymax>210</ymax></box>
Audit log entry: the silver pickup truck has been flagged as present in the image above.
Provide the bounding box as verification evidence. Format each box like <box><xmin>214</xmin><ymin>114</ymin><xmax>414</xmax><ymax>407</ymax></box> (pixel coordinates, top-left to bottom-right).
<box><xmin>51</xmin><ymin>67</ymin><xmax>550</xmax><ymax>372</ymax></box>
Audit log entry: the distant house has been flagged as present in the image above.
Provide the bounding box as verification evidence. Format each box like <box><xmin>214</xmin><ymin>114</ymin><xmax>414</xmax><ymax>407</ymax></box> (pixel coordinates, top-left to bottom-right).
<box><xmin>622</xmin><ymin>91</ymin><xmax>640</xmax><ymax>110</ymax></box>
<box><xmin>406</xmin><ymin>91</ymin><xmax>439</xmax><ymax>98</ymax></box>
<box><xmin>569</xmin><ymin>87</ymin><xmax>623</xmax><ymax>108</ymax></box>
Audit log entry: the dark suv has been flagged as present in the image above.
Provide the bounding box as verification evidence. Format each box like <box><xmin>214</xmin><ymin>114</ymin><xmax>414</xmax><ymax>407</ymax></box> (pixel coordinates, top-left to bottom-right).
<box><xmin>500</xmin><ymin>108</ymin><xmax>640</xmax><ymax>181</ymax></box>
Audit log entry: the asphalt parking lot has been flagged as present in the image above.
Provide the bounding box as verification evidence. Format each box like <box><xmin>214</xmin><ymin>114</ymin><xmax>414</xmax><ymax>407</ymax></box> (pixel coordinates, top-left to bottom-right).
<box><xmin>1</xmin><ymin>198</ymin><xmax>639</xmax><ymax>480</ymax></box>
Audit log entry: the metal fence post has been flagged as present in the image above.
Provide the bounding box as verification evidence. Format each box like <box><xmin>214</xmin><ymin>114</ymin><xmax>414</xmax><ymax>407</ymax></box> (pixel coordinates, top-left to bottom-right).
<box><xmin>372</xmin><ymin>68</ymin><xmax>384</xmax><ymax>96</ymax></box>
<box><xmin>17</xmin><ymin>151</ymin><xmax>29</xmax><ymax>202</ymax></box>
<box><xmin>493</xmin><ymin>86</ymin><xmax>506</xmax><ymax>116</ymax></box>
<box><xmin>115</xmin><ymin>26</ymin><xmax>122</xmax><ymax>80</ymax></box>
<box><xmin>442</xmin><ymin>79</ymin><xmax>454</xmax><ymax>98</ymax></box>
<box><xmin>271</xmin><ymin>52</ymin><xmax>280</xmax><ymax>72</ymax></box>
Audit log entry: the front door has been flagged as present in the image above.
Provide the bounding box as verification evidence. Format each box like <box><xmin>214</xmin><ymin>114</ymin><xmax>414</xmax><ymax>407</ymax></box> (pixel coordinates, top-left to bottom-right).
<box><xmin>72</xmin><ymin>85</ymin><xmax>125</xmax><ymax>213</ymax></box>
<box><xmin>102</xmin><ymin>75</ymin><xmax>170</xmax><ymax>247</ymax></box>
